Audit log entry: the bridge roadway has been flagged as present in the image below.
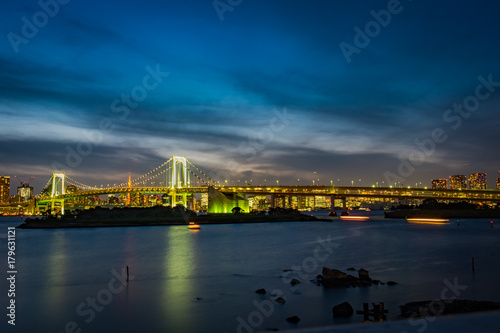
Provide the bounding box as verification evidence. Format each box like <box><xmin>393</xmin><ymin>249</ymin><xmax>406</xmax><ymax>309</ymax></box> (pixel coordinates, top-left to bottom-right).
<box><xmin>38</xmin><ymin>185</ymin><xmax>500</xmax><ymax>203</ymax></box>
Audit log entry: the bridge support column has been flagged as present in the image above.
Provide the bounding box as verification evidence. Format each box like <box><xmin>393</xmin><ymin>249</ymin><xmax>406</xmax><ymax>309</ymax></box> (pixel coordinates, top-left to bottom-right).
<box><xmin>182</xmin><ymin>193</ymin><xmax>187</xmax><ymax>208</ymax></box>
<box><xmin>170</xmin><ymin>189</ymin><xmax>176</xmax><ymax>207</ymax></box>
<box><xmin>342</xmin><ymin>197</ymin><xmax>347</xmax><ymax>212</ymax></box>
<box><xmin>270</xmin><ymin>194</ymin><xmax>276</xmax><ymax>208</ymax></box>
<box><xmin>330</xmin><ymin>196</ymin><xmax>335</xmax><ymax>211</ymax></box>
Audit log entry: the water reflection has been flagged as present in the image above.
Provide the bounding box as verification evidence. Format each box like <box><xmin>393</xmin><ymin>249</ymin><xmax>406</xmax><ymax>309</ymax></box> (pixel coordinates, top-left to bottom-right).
<box><xmin>41</xmin><ymin>231</ymin><xmax>68</xmax><ymax>317</ymax></box>
<box><xmin>162</xmin><ymin>226</ymin><xmax>198</xmax><ymax>332</ymax></box>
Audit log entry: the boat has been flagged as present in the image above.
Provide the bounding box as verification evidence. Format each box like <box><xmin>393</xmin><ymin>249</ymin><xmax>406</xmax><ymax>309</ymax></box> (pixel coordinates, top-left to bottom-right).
<box><xmin>406</xmin><ymin>218</ymin><xmax>449</xmax><ymax>225</ymax></box>
<box><xmin>188</xmin><ymin>222</ymin><xmax>201</xmax><ymax>230</ymax></box>
<box><xmin>340</xmin><ymin>216</ymin><xmax>371</xmax><ymax>221</ymax></box>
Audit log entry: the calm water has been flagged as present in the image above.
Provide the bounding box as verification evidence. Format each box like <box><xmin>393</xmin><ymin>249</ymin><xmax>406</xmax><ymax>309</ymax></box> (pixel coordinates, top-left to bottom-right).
<box><xmin>1</xmin><ymin>213</ymin><xmax>499</xmax><ymax>333</ymax></box>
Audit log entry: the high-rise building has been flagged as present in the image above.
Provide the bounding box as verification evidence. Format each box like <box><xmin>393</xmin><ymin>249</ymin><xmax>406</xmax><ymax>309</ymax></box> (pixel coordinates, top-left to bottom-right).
<box><xmin>497</xmin><ymin>178</ymin><xmax>500</xmax><ymax>190</ymax></box>
<box><xmin>449</xmin><ymin>175</ymin><xmax>467</xmax><ymax>190</ymax></box>
<box><xmin>469</xmin><ymin>173</ymin><xmax>487</xmax><ymax>190</ymax></box>
<box><xmin>431</xmin><ymin>179</ymin><xmax>448</xmax><ymax>190</ymax></box>
<box><xmin>0</xmin><ymin>176</ymin><xmax>10</xmax><ymax>203</ymax></box>
<box><xmin>17</xmin><ymin>185</ymin><xmax>33</xmax><ymax>201</ymax></box>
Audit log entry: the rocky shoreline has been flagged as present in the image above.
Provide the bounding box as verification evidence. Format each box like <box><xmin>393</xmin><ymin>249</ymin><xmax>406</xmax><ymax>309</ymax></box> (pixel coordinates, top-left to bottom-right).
<box><xmin>400</xmin><ymin>299</ymin><xmax>500</xmax><ymax>318</ymax></box>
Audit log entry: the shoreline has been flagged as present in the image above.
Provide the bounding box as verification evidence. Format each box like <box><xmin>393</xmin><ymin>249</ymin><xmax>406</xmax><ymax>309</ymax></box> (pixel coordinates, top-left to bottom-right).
<box><xmin>17</xmin><ymin>214</ymin><xmax>328</xmax><ymax>229</ymax></box>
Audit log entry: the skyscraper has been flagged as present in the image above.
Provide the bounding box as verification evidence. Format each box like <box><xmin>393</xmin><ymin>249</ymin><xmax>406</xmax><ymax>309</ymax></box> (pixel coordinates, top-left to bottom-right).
<box><xmin>431</xmin><ymin>179</ymin><xmax>448</xmax><ymax>190</ymax></box>
<box><xmin>449</xmin><ymin>175</ymin><xmax>467</xmax><ymax>190</ymax></box>
<box><xmin>469</xmin><ymin>173</ymin><xmax>487</xmax><ymax>190</ymax></box>
<box><xmin>0</xmin><ymin>176</ymin><xmax>10</xmax><ymax>203</ymax></box>
<box><xmin>497</xmin><ymin>177</ymin><xmax>500</xmax><ymax>190</ymax></box>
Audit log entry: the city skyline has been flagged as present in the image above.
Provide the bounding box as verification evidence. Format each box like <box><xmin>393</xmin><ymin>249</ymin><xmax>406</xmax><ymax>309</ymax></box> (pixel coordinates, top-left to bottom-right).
<box><xmin>1</xmin><ymin>0</ymin><xmax>500</xmax><ymax>194</ymax></box>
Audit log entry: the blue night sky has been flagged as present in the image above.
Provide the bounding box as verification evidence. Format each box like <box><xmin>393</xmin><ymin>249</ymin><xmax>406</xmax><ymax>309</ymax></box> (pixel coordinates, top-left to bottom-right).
<box><xmin>1</xmin><ymin>0</ymin><xmax>500</xmax><ymax>193</ymax></box>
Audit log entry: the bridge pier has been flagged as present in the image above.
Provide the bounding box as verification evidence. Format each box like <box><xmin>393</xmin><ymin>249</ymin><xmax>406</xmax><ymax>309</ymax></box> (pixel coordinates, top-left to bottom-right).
<box><xmin>342</xmin><ymin>196</ymin><xmax>347</xmax><ymax>212</ymax></box>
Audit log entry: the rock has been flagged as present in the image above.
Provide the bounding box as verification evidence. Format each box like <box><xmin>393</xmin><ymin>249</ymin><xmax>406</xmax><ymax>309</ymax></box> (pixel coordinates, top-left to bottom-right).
<box><xmin>332</xmin><ymin>301</ymin><xmax>354</xmax><ymax>317</ymax></box>
<box><xmin>322</xmin><ymin>267</ymin><xmax>347</xmax><ymax>279</ymax></box>
<box><xmin>316</xmin><ymin>274</ymin><xmax>323</xmax><ymax>279</ymax></box>
<box><xmin>400</xmin><ymin>300</ymin><xmax>500</xmax><ymax>318</ymax></box>
<box><xmin>286</xmin><ymin>315</ymin><xmax>300</xmax><ymax>323</ymax></box>
<box><xmin>290</xmin><ymin>278</ymin><xmax>301</xmax><ymax>286</ymax></box>
<box><xmin>372</xmin><ymin>279</ymin><xmax>381</xmax><ymax>284</ymax></box>
<box><xmin>387</xmin><ymin>281</ymin><xmax>398</xmax><ymax>286</ymax></box>
<box><xmin>346</xmin><ymin>274</ymin><xmax>359</xmax><ymax>283</ymax></box>
<box><xmin>322</xmin><ymin>267</ymin><xmax>347</xmax><ymax>287</ymax></box>
<box><xmin>347</xmin><ymin>267</ymin><xmax>356</xmax><ymax>271</ymax></box>
<box><xmin>256</xmin><ymin>288</ymin><xmax>267</xmax><ymax>294</ymax></box>
<box><xmin>358</xmin><ymin>268</ymin><xmax>370</xmax><ymax>281</ymax></box>
<box><xmin>274</xmin><ymin>297</ymin><xmax>286</xmax><ymax>304</ymax></box>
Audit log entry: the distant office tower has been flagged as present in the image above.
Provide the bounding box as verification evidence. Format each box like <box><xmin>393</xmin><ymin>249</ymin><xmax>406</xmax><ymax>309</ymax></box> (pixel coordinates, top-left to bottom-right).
<box><xmin>0</xmin><ymin>176</ymin><xmax>10</xmax><ymax>203</ymax></box>
<box><xmin>449</xmin><ymin>175</ymin><xmax>467</xmax><ymax>190</ymax></box>
<box><xmin>431</xmin><ymin>179</ymin><xmax>448</xmax><ymax>190</ymax></box>
<box><xmin>468</xmin><ymin>173</ymin><xmax>487</xmax><ymax>190</ymax></box>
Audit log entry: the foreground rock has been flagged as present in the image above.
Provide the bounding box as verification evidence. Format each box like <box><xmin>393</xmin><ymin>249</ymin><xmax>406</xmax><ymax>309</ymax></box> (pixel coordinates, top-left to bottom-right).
<box><xmin>321</xmin><ymin>267</ymin><xmax>347</xmax><ymax>287</ymax></box>
<box><xmin>358</xmin><ymin>268</ymin><xmax>370</xmax><ymax>281</ymax></box>
<box><xmin>400</xmin><ymin>299</ymin><xmax>500</xmax><ymax>318</ymax></box>
<box><xmin>286</xmin><ymin>315</ymin><xmax>300</xmax><ymax>323</ymax></box>
<box><xmin>316</xmin><ymin>267</ymin><xmax>396</xmax><ymax>289</ymax></box>
<box><xmin>274</xmin><ymin>297</ymin><xmax>286</xmax><ymax>304</ymax></box>
<box><xmin>332</xmin><ymin>302</ymin><xmax>354</xmax><ymax>317</ymax></box>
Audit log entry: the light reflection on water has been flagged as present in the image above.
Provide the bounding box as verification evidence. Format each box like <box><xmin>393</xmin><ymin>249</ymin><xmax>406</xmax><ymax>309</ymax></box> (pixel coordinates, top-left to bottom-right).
<box><xmin>162</xmin><ymin>227</ymin><xmax>198</xmax><ymax>332</ymax></box>
<box><xmin>1</xmin><ymin>215</ymin><xmax>499</xmax><ymax>333</ymax></box>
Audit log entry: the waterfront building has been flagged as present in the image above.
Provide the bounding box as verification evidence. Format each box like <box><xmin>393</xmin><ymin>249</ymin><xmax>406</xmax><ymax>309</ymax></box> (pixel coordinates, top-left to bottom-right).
<box><xmin>431</xmin><ymin>179</ymin><xmax>447</xmax><ymax>190</ymax></box>
<box><xmin>449</xmin><ymin>175</ymin><xmax>467</xmax><ymax>190</ymax></box>
<box><xmin>0</xmin><ymin>176</ymin><xmax>10</xmax><ymax>203</ymax></box>
<box><xmin>469</xmin><ymin>173</ymin><xmax>487</xmax><ymax>190</ymax></box>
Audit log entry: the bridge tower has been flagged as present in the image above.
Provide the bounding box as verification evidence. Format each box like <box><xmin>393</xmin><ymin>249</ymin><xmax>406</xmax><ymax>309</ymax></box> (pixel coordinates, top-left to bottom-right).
<box><xmin>169</xmin><ymin>156</ymin><xmax>191</xmax><ymax>207</ymax></box>
<box><xmin>50</xmin><ymin>172</ymin><xmax>66</xmax><ymax>215</ymax></box>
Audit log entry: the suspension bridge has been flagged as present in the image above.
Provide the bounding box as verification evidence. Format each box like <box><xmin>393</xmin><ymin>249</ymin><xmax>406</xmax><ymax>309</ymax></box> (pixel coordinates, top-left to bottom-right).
<box><xmin>32</xmin><ymin>156</ymin><xmax>500</xmax><ymax>215</ymax></box>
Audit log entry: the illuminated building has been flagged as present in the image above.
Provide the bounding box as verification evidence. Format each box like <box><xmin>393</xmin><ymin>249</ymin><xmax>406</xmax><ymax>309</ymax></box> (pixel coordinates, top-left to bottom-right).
<box><xmin>0</xmin><ymin>176</ymin><xmax>10</xmax><ymax>203</ymax></box>
<box><xmin>17</xmin><ymin>185</ymin><xmax>33</xmax><ymax>201</ymax></box>
<box><xmin>497</xmin><ymin>178</ymin><xmax>500</xmax><ymax>190</ymax></box>
<box><xmin>468</xmin><ymin>173</ymin><xmax>487</xmax><ymax>190</ymax></box>
<box><xmin>431</xmin><ymin>179</ymin><xmax>447</xmax><ymax>190</ymax></box>
<box><xmin>449</xmin><ymin>175</ymin><xmax>467</xmax><ymax>190</ymax></box>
